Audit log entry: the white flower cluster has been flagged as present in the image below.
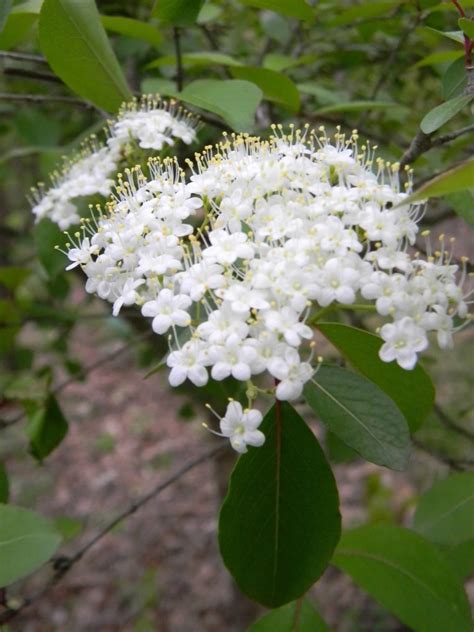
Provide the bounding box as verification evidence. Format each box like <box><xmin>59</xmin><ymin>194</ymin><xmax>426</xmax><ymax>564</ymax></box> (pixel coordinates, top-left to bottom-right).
<box><xmin>64</xmin><ymin>127</ymin><xmax>470</xmax><ymax>452</ymax></box>
<box><xmin>31</xmin><ymin>96</ymin><xmax>198</xmax><ymax>230</ymax></box>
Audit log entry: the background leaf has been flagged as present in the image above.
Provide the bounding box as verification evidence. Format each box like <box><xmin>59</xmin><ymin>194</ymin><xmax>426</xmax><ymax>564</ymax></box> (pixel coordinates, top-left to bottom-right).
<box><xmin>248</xmin><ymin>599</ymin><xmax>330</xmax><ymax>631</ymax></box>
<box><xmin>179</xmin><ymin>79</ymin><xmax>262</xmax><ymax>131</ymax></box>
<box><xmin>26</xmin><ymin>394</ymin><xmax>69</xmax><ymax>460</ymax></box>
<box><xmin>304</xmin><ymin>365</ymin><xmax>411</xmax><ymax>470</ymax></box>
<box><xmin>404</xmin><ymin>160</ymin><xmax>474</xmax><ymax>202</ymax></box>
<box><xmin>238</xmin><ymin>0</ymin><xmax>313</xmax><ymax>21</ymax></box>
<box><xmin>230</xmin><ymin>66</ymin><xmax>300</xmax><ymax>111</ymax></box>
<box><xmin>413</xmin><ymin>473</ymin><xmax>474</xmax><ymax>545</ymax></box>
<box><xmin>333</xmin><ymin>525</ymin><xmax>472</xmax><ymax>632</ymax></box>
<box><xmin>0</xmin><ymin>0</ymin><xmax>12</xmax><ymax>31</ymax></box>
<box><xmin>219</xmin><ymin>402</ymin><xmax>341</xmax><ymax>608</ymax></box>
<box><xmin>39</xmin><ymin>0</ymin><xmax>132</xmax><ymax>113</ymax></box>
<box><xmin>152</xmin><ymin>0</ymin><xmax>205</xmax><ymax>26</ymax></box>
<box><xmin>458</xmin><ymin>17</ymin><xmax>474</xmax><ymax>39</ymax></box>
<box><xmin>445</xmin><ymin>190</ymin><xmax>474</xmax><ymax>226</ymax></box>
<box><xmin>0</xmin><ymin>463</ymin><xmax>9</xmax><ymax>504</ymax></box>
<box><xmin>0</xmin><ymin>503</ymin><xmax>62</xmax><ymax>587</ymax></box>
<box><xmin>100</xmin><ymin>16</ymin><xmax>163</xmax><ymax>47</ymax></box>
<box><xmin>34</xmin><ymin>218</ymin><xmax>68</xmax><ymax>279</ymax></box>
<box><xmin>420</xmin><ymin>94</ymin><xmax>473</xmax><ymax>134</ymax></box>
<box><xmin>317</xmin><ymin>323</ymin><xmax>434</xmax><ymax>432</ymax></box>
<box><xmin>314</xmin><ymin>101</ymin><xmax>403</xmax><ymax>115</ymax></box>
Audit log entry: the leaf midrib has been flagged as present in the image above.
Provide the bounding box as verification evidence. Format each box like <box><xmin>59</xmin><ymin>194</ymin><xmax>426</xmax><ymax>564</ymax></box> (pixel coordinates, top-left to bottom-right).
<box><xmin>419</xmin><ymin>492</ymin><xmax>474</xmax><ymax>534</ymax></box>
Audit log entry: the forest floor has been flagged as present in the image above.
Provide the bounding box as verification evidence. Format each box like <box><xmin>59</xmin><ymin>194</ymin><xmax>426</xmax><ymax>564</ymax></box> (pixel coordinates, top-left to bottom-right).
<box><xmin>4</xmin><ymin>217</ymin><xmax>474</xmax><ymax>632</ymax></box>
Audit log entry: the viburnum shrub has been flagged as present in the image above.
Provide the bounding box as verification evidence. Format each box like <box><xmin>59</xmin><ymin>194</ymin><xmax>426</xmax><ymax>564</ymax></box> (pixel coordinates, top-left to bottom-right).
<box><xmin>24</xmin><ymin>95</ymin><xmax>473</xmax><ymax>620</ymax></box>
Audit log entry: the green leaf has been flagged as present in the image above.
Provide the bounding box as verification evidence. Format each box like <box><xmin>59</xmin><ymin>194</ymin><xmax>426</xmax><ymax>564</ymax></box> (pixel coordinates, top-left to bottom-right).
<box><xmin>304</xmin><ymin>365</ymin><xmax>410</xmax><ymax>470</ymax></box>
<box><xmin>100</xmin><ymin>16</ymin><xmax>163</xmax><ymax>47</ymax></box>
<box><xmin>413</xmin><ymin>473</ymin><xmax>474</xmax><ymax>546</ymax></box>
<box><xmin>459</xmin><ymin>17</ymin><xmax>474</xmax><ymax>39</ymax></box>
<box><xmin>27</xmin><ymin>394</ymin><xmax>69</xmax><ymax>460</ymax></box>
<box><xmin>316</xmin><ymin>323</ymin><xmax>434</xmax><ymax>432</ymax></box>
<box><xmin>0</xmin><ymin>266</ymin><xmax>31</xmax><ymax>291</ymax></box>
<box><xmin>0</xmin><ymin>504</ymin><xmax>62</xmax><ymax>588</ymax></box>
<box><xmin>0</xmin><ymin>463</ymin><xmax>9</xmax><ymax>504</ymax></box>
<box><xmin>298</xmin><ymin>82</ymin><xmax>344</xmax><ymax>105</ymax></box>
<box><xmin>54</xmin><ymin>516</ymin><xmax>84</xmax><ymax>541</ymax></box>
<box><xmin>197</xmin><ymin>3</ymin><xmax>222</xmax><ymax>24</ymax></box>
<box><xmin>239</xmin><ymin>0</ymin><xmax>313</xmax><ymax>21</ymax></box>
<box><xmin>219</xmin><ymin>402</ymin><xmax>341</xmax><ymax>608</ymax></box>
<box><xmin>0</xmin><ymin>0</ymin><xmax>12</xmax><ymax>32</ymax></box>
<box><xmin>333</xmin><ymin>525</ymin><xmax>472</xmax><ymax>632</ymax></box>
<box><xmin>443</xmin><ymin>540</ymin><xmax>474</xmax><ymax>579</ymax></box>
<box><xmin>39</xmin><ymin>0</ymin><xmax>132</xmax><ymax>113</ymax></box>
<box><xmin>263</xmin><ymin>52</ymin><xmax>317</xmax><ymax>72</ymax></box>
<box><xmin>152</xmin><ymin>0</ymin><xmax>205</xmax><ymax>26</ymax></box>
<box><xmin>413</xmin><ymin>50</ymin><xmax>464</xmax><ymax>68</ymax></box>
<box><xmin>179</xmin><ymin>79</ymin><xmax>263</xmax><ymax>131</ymax></box>
<box><xmin>248</xmin><ymin>599</ymin><xmax>330</xmax><ymax>632</ymax></box>
<box><xmin>443</xmin><ymin>57</ymin><xmax>467</xmax><ymax>99</ymax></box>
<box><xmin>446</xmin><ymin>190</ymin><xmax>474</xmax><ymax>226</ymax></box>
<box><xmin>420</xmin><ymin>94</ymin><xmax>473</xmax><ymax>134</ymax></box>
<box><xmin>230</xmin><ymin>66</ymin><xmax>300</xmax><ymax>111</ymax></box>
<box><xmin>314</xmin><ymin>101</ymin><xmax>403</xmax><ymax>115</ymax></box>
<box><xmin>424</xmin><ymin>27</ymin><xmax>465</xmax><ymax>45</ymax></box>
<box><xmin>0</xmin><ymin>10</ymin><xmax>37</xmax><ymax>49</ymax></box>
<box><xmin>34</xmin><ymin>218</ymin><xmax>67</xmax><ymax>279</ymax></box>
<box><xmin>328</xmin><ymin>1</ymin><xmax>401</xmax><ymax>26</ymax></box>
<box><xmin>141</xmin><ymin>77</ymin><xmax>176</xmax><ymax>95</ymax></box>
<box><xmin>403</xmin><ymin>160</ymin><xmax>474</xmax><ymax>203</ymax></box>
<box><xmin>147</xmin><ymin>51</ymin><xmax>242</xmax><ymax>69</ymax></box>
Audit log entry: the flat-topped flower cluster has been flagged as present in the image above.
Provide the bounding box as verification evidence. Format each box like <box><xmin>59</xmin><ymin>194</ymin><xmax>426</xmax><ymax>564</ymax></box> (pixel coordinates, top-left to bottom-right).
<box><xmin>31</xmin><ymin>96</ymin><xmax>198</xmax><ymax>229</ymax></box>
<box><xmin>64</xmin><ymin>126</ymin><xmax>470</xmax><ymax>450</ymax></box>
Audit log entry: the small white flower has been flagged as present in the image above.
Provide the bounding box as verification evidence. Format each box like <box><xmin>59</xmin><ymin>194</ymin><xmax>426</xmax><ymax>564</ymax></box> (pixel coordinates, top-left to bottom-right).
<box><xmin>141</xmin><ymin>289</ymin><xmax>191</xmax><ymax>334</ymax></box>
<box><xmin>268</xmin><ymin>347</ymin><xmax>314</xmax><ymax>401</ymax></box>
<box><xmin>379</xmin><ymin>317</ymin><xmax>429</xmax><ymax>370</ymax></box>
<box><xmin>219</xmin><ymin>401</ymin><xmax>265</xmax><ymax>453</ymax></box>
<box><xmin>167</xmin><ymin>340</ymin><xmax>209</xmax><ymax>386</ymax></box>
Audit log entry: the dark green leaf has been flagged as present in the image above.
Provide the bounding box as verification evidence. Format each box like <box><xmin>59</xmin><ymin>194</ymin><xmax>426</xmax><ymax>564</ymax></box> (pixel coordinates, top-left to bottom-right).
<box><xmin>459</xmin><ymin>17</ymin><xmax>474</xmax><ymax>39</ymax></box>
<box><xmin>413</xmin><ymin>473</ymin><xmax>474</xmax><ymax>545</ymax></box>
<box><xmin>420</xmin><ymin>94</ymin><xmax>473</xmax><ymax>134</ymax></box>
<box><xmin>443</xmin><ymin>57</ymin><xmax>467</xmax><ymax>100</ymax></box>
<box><xmin>179</xmin><ymin>79</ymin><xmax>263</xmax><ymax>131</ymax></box>
<box><xmin>446</xmin><ymin>190</ymin><xmax>474</xmax><ymax>226</ymax></box>
<box><xmin>219</xmin><ymin>402</ymin><xmax>341</xmax><ymax>608</ymax></box>
<box><xmin>230</xmin><ymin>66</ymin><xmax>300</xmax><ymax>111</ymax></box>
<box><xmin>0</xmin><ymin>463</ymin><xmax>9</xmax><ymax>504</ymax></box>
<box><xmin>317</xmin><ymin>323</ymin><xmax>434</xmax><ymax>432</ymax></box>
<box><xmin>443</xmin><ymin>540</ymin><xmax>474</xmax><ymax>580</ymax></box>
<box><xmin>403</xmin><ymin>160</ymin><xmax>474</xmax><ymax>203</ymax></box>
<box><xmin>152</xmin><ymin>0</ymin><xmax>205</xmax><ymax>26</ymax></box>
<box><xmin>325</xmin><ymin>430</ymin><xmax>359</xmax><ymax>464</ymax></box>
<box><xmin>39</xmin><ymin>0</ymin><xmax>132</xmax><ymax>113</ymax></box>
<box><xmin>0</xmin><ymin>504</ymin><xmax>62</xmax><ymax>587</ymax></box>
<box><xmin>333</xmin><ymin>525</ymin><xmax>472</xmax><ymax>632</ymax></box>
<box><xmin>27</xmin><ymin>394</ymin><xmax>69</xmax><ymax>460</ymax></box>
<box><xmin>304</xmin><ymin>365</ymin><xmax>410</xmax><ymax>470</ymax></box>
<box><xmin>101</xmin><ymin>16</ymin><xmax>163</xmax><ymax>47</ymax></box>
<box><xmin>248</xmin><ymin>599</ymin><xmax>330</xmax><ymax>631</ymax></box>
<box><xmin>239</xmin><ymin>0</ymin><xmax>313</xmax><ymax>21</ymax></box>
<box><xmin>34</xmin><ymin>218</ymin><xmax>67</xmax><ymax>279</ymax></box>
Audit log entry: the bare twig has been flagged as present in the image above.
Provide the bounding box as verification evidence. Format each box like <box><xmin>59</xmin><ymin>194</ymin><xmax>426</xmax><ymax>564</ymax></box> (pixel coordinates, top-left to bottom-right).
<box><xmin>173</xmin><ymin>27</ymin><xmax>184</xmax><ymax>92</ymax></box>
<box><xmin>435</xmin><ymin>403</ymin><xmax>474</xmax><ymax>444</ymax></box>
<box><xmin>0</xmin><ymin>443</ymin><xmax>226</xmax><ymax>624</ymax></box>
<box><xmin>0</xmin><ymin>51</ymin><xmax>48</xmax><ymax>65</ymax></box>
<box><xmin>0</xmin><ymin>93</ymin><xmax>97</xmax><ymax>110</ymax></box>
<box><xmin>413</xmin><ymin>438</ymin><xmax>468</xmax><ymax>471</ymax></box>
<box><xmin>400</xmin><ymin>124</ymin><xmax>474</xmax><ymax>167</ymax></box>
<box><xmin>2</xmin><ymin>68</ymin><xmax>62</xmax><ymax>84</ymax></box>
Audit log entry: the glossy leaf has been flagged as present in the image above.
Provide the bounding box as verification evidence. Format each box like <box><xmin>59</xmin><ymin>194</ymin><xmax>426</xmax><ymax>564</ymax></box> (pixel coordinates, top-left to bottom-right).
<box><xmin>443</xmin><ymin>57</ymin><xmax>467</xmax><ymax>99</ymax></box>
<box><xmin>420</xmin><ymin>94</ymin><xmax>473</xmax><ymax>134</ymax></box>
<box><xmin>230</xmin><ymin>66</ymin><xmax>300</xmax><ymax>111</ymax></box>
<box><xmin>239</xmin><ymin>0</ymin><xmax>313</xmax><ymax>21</ymax></box>
<box><xmin>0</xmin><ymin>504</ymin><xmax>62</xmax><ymax>587</ymax></box>
<box><xmin>39</xmin><ymin>0</ymin><xmax>131</xmax><ymax>113</ymax></box>
<box><xmin>424</xmin><ymin>27</ymin><xmax>465</xmax><ymax>44</ymax></box>
<box><xmin>219</xmin><ymin>402</ymin><xmax>341</xmax><ymax>608</ymax></box>
<box><xmin>100</xmin><ymin>16</ymin><xmax>163</xmax><ymax>47</ymax></box>
<box><xmin>26</xmin><ymin>394</ymin><xmax>69</xmax><ymax>460</ymax></box>
<box><xmin>34</xmin><ymin>218</ymin><xmax>67</xmax><ymax>279</ymax></box>
<box><xmin>179</xmin><ymin>79</ymin><xmax>262</xmax><ymax>131</ymax></box>
<box><xmin>317</xmin><ymin>323</ymin><xmax>434</xmax><ymax>432</ymax></box>
<box><xmin>459</xmin><ymin>17</ymin><xmax>474</xmax><ymax>39</ymax></box>
<box><xmin>152</xmin><ymin>0</ymin><xmax>205</xmax><ymax>26</ymax></box>
<box><xmin>333</xmin><ymin>525</ymin><xmax>472</xmax><ymax>632</ymax></box>
<box><xmin>0</xmin><ymin>463</ymin><xmax>8</xmax><ymax>504</ymax></box>
<box><xmin>304</xmin><ymin>365</ymin><xmax>410</xmax><ymax>470</ymax></box>
<box><xmin>413</xmin><ymin>473</ymin><xmax>474</xmax><ymax>545</ymax></box>
<box><xmin>248</xmin><ymin>599</ymin><xmax>330</xmax><ymax>632</ymax></box>
<box><xmin>403</xmin><ymin>160</ymin><xmax>474</xmax><ymax>203</ymax></box>
<box><xmin>446</xmin><ymin>190</ymin><xmax>474</xmax><ymax>226</ymax></box>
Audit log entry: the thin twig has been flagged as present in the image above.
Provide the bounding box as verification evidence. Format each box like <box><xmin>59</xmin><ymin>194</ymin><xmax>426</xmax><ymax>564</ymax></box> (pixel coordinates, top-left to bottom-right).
<box><xmin>435</xmin><ymin>403</ymin><xmax>474</xmax><ymax>443</ymax></box>
<box><xmin>173</xmin><ymin>27</ymin><xmax>184</xmax><ymax>92</ymax></box>
<box><xmin>0</xmin><ymin>93</ymin><xmax>97</xmax><ymax>110</ymax></box>
<box><xmin>413</xmin><ymin>438</ymin><xmax>467</xmax><ymax>471</ymax></box>
<box><xmin>2</xmin><ymin>68</ymin><xmax>62</xmax><ymax>84</ymax></box>
<box><xmin>0</xmin><ymin>51</ymin><xmax>48</xmax><ymax>65</ymax></box>
<box><xmin>0</xmin><ymin>444</ymin><xmax>226</xmax><ymax>624</ymax></box>
<box><xmin>400</xmin><ymin>123</ymin><xmax>474</xmax><ymax>167</ymax></box>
